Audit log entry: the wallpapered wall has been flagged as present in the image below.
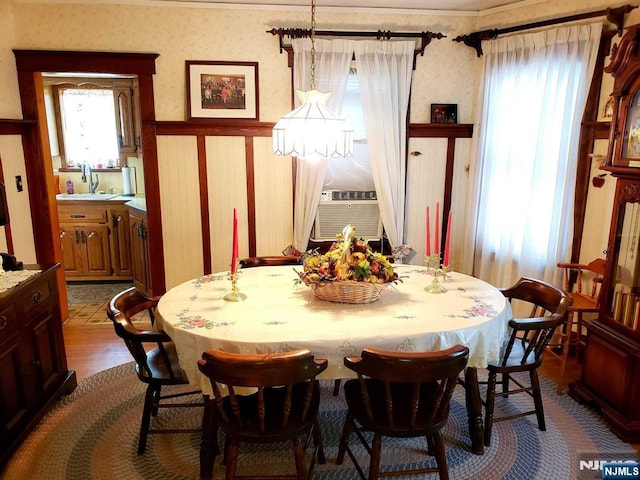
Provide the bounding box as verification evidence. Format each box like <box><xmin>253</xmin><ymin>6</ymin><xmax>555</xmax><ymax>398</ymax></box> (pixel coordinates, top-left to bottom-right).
<box><xmin>5</xmin><ymin>2</ymin><xmax>480</xmax><ymax>122</ymax></box>
<box><xmin>0</xmin><ymin>0</ymin><xmax>633</xmax><ymax>286</ymax></box>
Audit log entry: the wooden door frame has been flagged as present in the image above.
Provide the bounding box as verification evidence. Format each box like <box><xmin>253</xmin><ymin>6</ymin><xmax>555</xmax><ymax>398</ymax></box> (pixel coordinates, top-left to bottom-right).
<box><xmin>12</xmin><ymin>50</ymin><xmax>166</xmax><ymax>305</ymax></box>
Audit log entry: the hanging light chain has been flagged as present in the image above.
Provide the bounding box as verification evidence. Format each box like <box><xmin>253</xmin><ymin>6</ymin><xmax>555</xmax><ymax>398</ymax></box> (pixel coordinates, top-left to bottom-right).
<box><xmin>310</xmin><ymin>0</ymin><xmax>316</xmax><ymax>90</ymax></box>
<box><xmin>272</xmin><ymin>0</ymin><xmax>354</xmax><ymax>160</ymax></box>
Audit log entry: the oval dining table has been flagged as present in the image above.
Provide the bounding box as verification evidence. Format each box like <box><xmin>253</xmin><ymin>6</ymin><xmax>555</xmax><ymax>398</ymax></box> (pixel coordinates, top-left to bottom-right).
<box><xmin>155</xmin><ymin>264</ymin><xmax>512</xmax><ymax>476</ymax></box>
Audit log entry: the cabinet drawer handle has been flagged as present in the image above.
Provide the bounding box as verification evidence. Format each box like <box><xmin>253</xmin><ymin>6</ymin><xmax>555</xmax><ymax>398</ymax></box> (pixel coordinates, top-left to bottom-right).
<box><xmin>31</xmin><ymin>290</ymin><xmax>43</xmax><ymax>304</ymax></box>
<box><xmin>0</xmin><ymin>315</ymin><xmax>6</xmax><ymax>329</ymax></box>
<box><xmin>70</xmin><ymin>214</ymin><xmax>86</xmax><ymax>218</ymax></box>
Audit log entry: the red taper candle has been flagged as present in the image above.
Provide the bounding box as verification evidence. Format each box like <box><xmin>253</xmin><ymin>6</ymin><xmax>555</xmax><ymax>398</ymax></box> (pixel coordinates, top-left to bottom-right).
<box><xmin>231</xmin><ymin>208</ymin><xmax>238</xmax><ymax>274</ymax></box>
<box><xmin>444</xmin><ymin>211</ymin><xmax>452</xmax><ymax>266</ymax></box>
<box><xmin>435</xmin><ymin>202</ymin><xmax>440</xmax><ymax>256</ymax></box>
<box><xmin>426</xmin><ymin>206</ymin><xmax>431</xmax><ymax>256</ymax></box>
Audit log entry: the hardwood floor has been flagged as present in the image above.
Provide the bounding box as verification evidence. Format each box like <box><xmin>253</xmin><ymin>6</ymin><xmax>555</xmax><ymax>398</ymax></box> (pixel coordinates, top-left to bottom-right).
<box><xmin>63</xmin><ymin>323</ymin><xmax>131</xmax><ymax>381</ymax></box>
<box><xmin>62</xmin><ymin>299</ymin><xmax>147</xmax><ymax>381</ymax></box>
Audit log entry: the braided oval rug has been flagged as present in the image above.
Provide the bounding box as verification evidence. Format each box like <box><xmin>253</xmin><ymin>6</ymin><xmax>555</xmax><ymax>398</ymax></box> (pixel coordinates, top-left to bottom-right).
<box><xmin>1</xmin><ymin>363</ymin><xmax>637</xmax><ymax>480</ymax></box>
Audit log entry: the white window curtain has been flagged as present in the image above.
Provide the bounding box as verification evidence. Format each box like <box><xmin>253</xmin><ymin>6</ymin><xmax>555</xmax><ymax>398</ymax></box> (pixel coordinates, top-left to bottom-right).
<box><xmin>354</xmin><ymin>41</ymin><xmax>414</xmax><ymax>257</ymax></box>
<box><xmin>291</xmin><ymin>38</ymin><xmax>354</xmax><ymax>252</ymax></box>
<box><xmin>462</xmin><ymin>23</ymin><xmax>602</xmax><ymax>287</ymax></box>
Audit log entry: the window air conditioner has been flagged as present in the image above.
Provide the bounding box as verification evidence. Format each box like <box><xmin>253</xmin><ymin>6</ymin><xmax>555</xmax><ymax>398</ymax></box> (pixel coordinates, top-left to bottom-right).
<box><xmin>312</xmin><ymin>190</ymin><xmax>382</xmax><ymax>241</ymax></box>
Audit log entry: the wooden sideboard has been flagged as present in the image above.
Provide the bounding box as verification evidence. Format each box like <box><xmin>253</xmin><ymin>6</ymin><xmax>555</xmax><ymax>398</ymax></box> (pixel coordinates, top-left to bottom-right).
<box><xmin>0</xmin><ymin>263</ymin><xmax>77</xmax><ymax>465</ymax></box>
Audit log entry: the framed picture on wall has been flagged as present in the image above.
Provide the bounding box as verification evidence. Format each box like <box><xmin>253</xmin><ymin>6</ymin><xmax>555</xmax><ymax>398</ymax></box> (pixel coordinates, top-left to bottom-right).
<box><xmin>186</xmin><ymin>61</ymin><xmax>259</xmax><ymax>120</ymax></box>
<box><xmin>430</xmin><ymin>104</ymin><xmax>457</xmax><ymax>124</ymax></box>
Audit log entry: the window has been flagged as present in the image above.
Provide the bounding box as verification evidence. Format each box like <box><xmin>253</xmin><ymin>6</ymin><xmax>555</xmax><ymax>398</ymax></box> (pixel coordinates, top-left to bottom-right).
<box><xmin>58</xmin><ymin>87</ymin><xmax>119</xmax><ymax>168</ymax></box>
<box><xmin>44</xmin><ymin>75</ymin><xmax>139</xmax><ymax>170</ymax></box>
<box><xmin>472</xmin><ymin>24</ymin><xmax>601</xmax><ymax>284</ymax></box>
<box><xmin>323</xmin><ymin>69</ymin><xmax>374</xmax><ymax>191</ymax></box>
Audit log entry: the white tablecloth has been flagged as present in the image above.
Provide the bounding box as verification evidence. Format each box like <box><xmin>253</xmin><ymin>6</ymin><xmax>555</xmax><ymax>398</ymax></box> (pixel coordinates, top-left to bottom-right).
<box><xmin>156</xmin><ymin>265</ymin><xmax>512</xmax><ymax>393</ymax></box>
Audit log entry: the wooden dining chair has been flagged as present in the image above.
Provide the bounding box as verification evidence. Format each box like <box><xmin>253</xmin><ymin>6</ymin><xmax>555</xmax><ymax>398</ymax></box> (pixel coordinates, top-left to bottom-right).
<box><xmin>107</xmin><ymin>288</ymin><xmax>202</xmax><ymax>454</ymax></box>
<box><xmin>239</xmin><ymin>255</ymin><xmax>302</xmax><ymax>268</ymax></box>
<box><xmin>197</xmin><ymin>348</ymin><xmax>328</xmax><ymax>480</ymax></box>
<box><xmin>336</xmin><ymin>345</ymin><xmax>469</xmax><ymax>480</ymax></box>
<box><xmin>552</xmin><ymin>258</ymin><xmax>606</xmax><ymax>393</ymax></box>
<box><xmin>482</xmin><ymin>277</ymin><xmax>571</xmax><ymax>447</ymax></box>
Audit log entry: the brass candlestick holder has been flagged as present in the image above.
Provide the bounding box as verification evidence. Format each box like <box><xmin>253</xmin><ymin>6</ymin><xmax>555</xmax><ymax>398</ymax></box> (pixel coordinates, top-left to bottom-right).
<box><xmin>441</xmin><ymin>265</ymin><xmax>450</xmax><ymax>281</ymax></box>
<box><xmin>424</xmin><ymin>253</ymin><xmax>447</xmax><ymax>294</ymax></box>
<box><xmin>223</xmin><ymin>268</ymin><xmax>247</xmax><ymax>302</ymax></box>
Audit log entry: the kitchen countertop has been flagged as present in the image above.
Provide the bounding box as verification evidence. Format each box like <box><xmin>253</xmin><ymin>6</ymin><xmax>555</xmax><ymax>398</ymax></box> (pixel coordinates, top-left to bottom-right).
<box><xmin>56</xmin><ymin>193</ymin><xmax>146</xmax><ymax>212</ymax></box>
<box><xmin>124</xmin><ymin>196</ymin><xmax>146</xmax><ymax>213</ymax></box>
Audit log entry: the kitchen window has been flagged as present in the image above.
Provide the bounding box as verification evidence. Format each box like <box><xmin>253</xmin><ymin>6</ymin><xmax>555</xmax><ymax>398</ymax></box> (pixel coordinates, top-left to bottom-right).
<box><xmin>43</xmin><ymin>75</ymin><xmax>139</xmax><ymax>171</ymax></box>
<box><xmin>58</xmin><ymin>87</ymin><xmax>119</xmax><ymax>168</ymax></box>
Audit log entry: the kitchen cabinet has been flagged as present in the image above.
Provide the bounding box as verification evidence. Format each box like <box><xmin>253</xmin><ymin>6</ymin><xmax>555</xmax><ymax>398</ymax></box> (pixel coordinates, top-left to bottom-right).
<box><xmin>57</xmin><ymin>199</ymin><xmax>132</xmax><ymax>281</ymax></box>
<box><xmin>109</xmin><ymin>205</ymin><xmax>132</xmax><ymax>277</ymax></box>
<box><xmin>0</xmin><ymin>264</ymin><xmax>77</xmax><ymax>465</ymax></box>
<box><xmin>128</xmin><ymin>206</ymin><xmax>151</xmax><ymax>296</ymax></box>
<box><xmin>569</xmin><ymin>25</ymin><xmax>640</xmax><ymax>442</ymax></box>
<box><xmin>59</xmin><ymin>223</ymin><xmax>111</xmax><ymax>278</ymax></box>
<box><xmin>113</xmin><ymin>78</ymin><xmax>141</xmax><ymax>157</ymax></box>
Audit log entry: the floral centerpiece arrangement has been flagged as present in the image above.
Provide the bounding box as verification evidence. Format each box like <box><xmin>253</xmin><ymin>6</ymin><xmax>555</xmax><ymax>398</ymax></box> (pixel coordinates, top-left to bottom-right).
<box><xmin>296</xmin><ymin>225</ymin><xmax>398</xmax><ymax>304</ymax></box>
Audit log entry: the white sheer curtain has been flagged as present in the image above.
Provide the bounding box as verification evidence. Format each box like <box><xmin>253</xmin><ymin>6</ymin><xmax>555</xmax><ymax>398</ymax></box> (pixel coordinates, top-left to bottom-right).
<box><xmin>354</xmin><ymin>41</ymin><xmax>414</xmax><ymax>256</ymax></box>
<box><xmin>463</xmin><ymin>23</ymin><xmax>602</xmax><ymax>287</ymax></box>
<box><xmin>291</xmin><ymin>38</ymin><xmax>354</xmax><ymax>252</ymax></box>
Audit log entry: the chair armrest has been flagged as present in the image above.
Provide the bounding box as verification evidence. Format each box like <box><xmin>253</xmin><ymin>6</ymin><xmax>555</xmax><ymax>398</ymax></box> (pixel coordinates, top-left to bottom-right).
<box><xmin>509</xmin><ymin>316</ymin><xmax>559</xmax><ymax>330</ymax></box>
<box><xmin>557</xmin><ymin>262</ymin><xmax>589</xmax><ymax>270</ymax></box>
<box><xmin>120</xmin><ymin>321</ymin><xmax>172</xmax><ymax>343</ymax></box>
<box><xmin>139</xmin><ymin>329</ymin><xmax>173</xmax><ymax>343</ymax></box>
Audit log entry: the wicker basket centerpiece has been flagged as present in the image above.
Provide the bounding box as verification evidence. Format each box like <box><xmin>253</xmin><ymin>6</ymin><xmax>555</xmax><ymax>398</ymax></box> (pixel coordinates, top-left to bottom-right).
<box><xmin>296</xmin><ymin>225</ymin><xmax>398</xmax><ymax>304</ymax></box>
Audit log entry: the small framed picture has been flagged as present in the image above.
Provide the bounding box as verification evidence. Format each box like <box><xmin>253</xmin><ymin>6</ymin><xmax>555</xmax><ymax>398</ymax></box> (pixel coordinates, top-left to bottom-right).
<box><xmin>430</xmin><ymin>104</ymin><xmax>458</xmax><ymax>124</ymax></box>
<box><xmin>186</xmin><ymin>61</ymin><xmax>259</xmax><ymax>120</ymax></box>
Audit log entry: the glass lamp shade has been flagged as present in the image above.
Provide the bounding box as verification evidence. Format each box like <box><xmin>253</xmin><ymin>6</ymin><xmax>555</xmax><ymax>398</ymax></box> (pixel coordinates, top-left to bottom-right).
<box><xmin>273</xmin><ymin>89</ymin><xmax>354</xmax><ymax>160</ymax></box>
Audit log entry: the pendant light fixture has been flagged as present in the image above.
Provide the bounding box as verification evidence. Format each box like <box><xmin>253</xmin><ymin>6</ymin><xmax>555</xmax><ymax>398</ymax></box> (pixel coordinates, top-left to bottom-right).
<box><xmin>272</xmin><ymin>0</ymin><xmax>353</xmax><ymax>160</ymax></box>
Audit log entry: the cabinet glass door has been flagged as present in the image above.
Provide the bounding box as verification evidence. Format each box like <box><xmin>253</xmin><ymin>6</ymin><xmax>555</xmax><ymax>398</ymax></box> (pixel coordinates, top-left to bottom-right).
<box><xmin>608</xmin><ymin>193</ymin><xmax>640</xmax><ymax>331</ymax></box>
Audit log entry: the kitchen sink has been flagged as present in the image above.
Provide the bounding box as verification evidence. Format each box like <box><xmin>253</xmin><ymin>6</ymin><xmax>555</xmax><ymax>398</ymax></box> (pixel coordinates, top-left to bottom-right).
<box><xmin>56</xmin><ymin>193</ymin><xmax>121</xmax><ymax>200</ymax></box>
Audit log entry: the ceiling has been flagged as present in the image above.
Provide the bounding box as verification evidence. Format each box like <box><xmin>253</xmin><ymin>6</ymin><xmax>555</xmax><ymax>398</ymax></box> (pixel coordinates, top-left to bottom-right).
<box><xmin>153</xmin><ymin>0</ymin><xmax>534</xmax><ymax>13</ymax></box>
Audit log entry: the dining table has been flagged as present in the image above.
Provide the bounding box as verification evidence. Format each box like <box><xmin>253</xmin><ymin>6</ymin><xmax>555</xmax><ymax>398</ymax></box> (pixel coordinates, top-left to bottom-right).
<box><xmin>155</xmin><ymin>264</ymin><xmax>512</xmax><ymax>475</ymax></box>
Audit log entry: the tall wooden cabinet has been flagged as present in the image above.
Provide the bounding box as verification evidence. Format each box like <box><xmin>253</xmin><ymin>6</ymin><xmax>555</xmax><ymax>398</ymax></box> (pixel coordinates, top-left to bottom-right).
<box><xmin>0</xmin><ymin>264</ymin><xmax>76</xmax><ymax>464</ymax></box>
<box><xmin>570</xmin><ymin>25</ymin><xmax>640</xmax><ymax>442</ymax></box>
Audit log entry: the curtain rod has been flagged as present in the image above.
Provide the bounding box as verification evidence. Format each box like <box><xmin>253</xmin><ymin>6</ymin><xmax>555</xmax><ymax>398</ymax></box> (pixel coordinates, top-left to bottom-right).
<box><xmin>454</xmin><ymin>4</ymin><xmax>637</xmax><ymax>57</ymax></box>
<box><xmin>266</xmin><ymin>28</ymin><xmax>446</xmax><ymax>57</ymax></box>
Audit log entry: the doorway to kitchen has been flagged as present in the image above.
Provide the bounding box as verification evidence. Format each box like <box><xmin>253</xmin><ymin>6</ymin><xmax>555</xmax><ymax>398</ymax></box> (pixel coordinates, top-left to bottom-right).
<box><xmin>42</xmin><ymin>72</ymin><xmax>144</xmax><ymax>319</ymax></box>
<box><xmin>12</xmin><ymin>50</ymin><xmax>164</xmax><ymax>324</ymax></box>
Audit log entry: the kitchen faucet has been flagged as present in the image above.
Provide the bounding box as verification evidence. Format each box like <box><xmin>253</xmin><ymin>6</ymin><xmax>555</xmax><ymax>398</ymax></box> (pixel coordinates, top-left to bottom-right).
<box><xmin>81</xmin><ymin>163</ymin><xmax>99</xmax><ymax>194</ymax></box>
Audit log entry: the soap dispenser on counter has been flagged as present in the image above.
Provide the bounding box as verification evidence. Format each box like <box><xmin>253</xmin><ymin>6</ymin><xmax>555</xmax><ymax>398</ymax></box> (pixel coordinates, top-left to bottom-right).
<box><xmin>121</xmin><ymin>165</ymin><xmax>137</xmax><ymax>196</ymax></box>
<box><xmin>65</xmin><ymin>177</ymin><xmax>74</xmax><ymax>194</ymax></box>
